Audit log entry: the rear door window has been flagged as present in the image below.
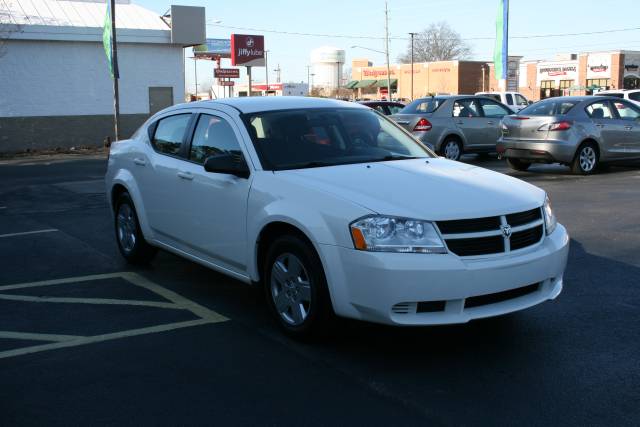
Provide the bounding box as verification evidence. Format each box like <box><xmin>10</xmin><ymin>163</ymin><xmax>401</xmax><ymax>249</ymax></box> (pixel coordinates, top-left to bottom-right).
<box><xmin>479</xmin><ymin>99</ymin><xmax>511</xmax><ymax>118</ymax></box>
<box><xmin>453</xmin><ymin>99</ymin><xmax>481</xmax><ymax>117</ymax></box>
<box><xmin>505</xmin><ymin>93</ymin><xmax>514</xmax><ymax>105</ymax></box>
<box><xmin>400</xmin><ymin>98</ymin><xmax>444</xmax><ymax>114</ymax></box>
<box><xmin>585</xmin><ymin>101</ymin><xmax>615</xmax><ymax>119</ymax></box>
<box><xmin>519</xmin><ymin>100</ymin><xmax>578</xmax><ymax>116</ymax></box>
<box><xmin>152</xmin><ymin>114</ymin><xmax>192</xmax><ymax>156</ymax></box>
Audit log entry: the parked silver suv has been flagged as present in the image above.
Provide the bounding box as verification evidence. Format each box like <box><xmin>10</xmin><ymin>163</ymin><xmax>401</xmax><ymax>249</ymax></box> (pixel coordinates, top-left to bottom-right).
<box><xmin>390</xmin><ymin>96</ymin><xmax>514</xmax><ymax>161</ymax></box>
<box><xmin>498</xmin><ymin>96</ymin><xmax>640</xmax><ymax>174</ymax></box>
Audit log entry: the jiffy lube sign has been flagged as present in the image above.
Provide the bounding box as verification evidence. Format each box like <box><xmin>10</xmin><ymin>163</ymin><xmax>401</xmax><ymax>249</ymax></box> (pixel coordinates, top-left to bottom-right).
<box><xmin>230</xmin><ymin>34</ymin><xmax>265</xmax><ymax>67</ymax></box>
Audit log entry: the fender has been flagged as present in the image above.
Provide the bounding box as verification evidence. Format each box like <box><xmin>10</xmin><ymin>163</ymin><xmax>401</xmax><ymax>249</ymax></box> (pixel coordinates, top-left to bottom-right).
<box><xmin>436</xmin><ymin>129</ymin><xmax>467</xmax><ymax>151</ymax></box>
<box><xmin>109</xmin><ymin>169</ymin><xmax>154</xmax><ymax>241</ymax></box>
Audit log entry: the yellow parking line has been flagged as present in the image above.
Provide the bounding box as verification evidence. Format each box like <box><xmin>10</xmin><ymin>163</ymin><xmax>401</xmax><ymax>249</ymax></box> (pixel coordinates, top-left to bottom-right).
<box><xmin>0</xmin><ymin>229</ymin><xmax>59</xmax><ymax>238</ymax></box>
<box><xmin>0</xmin><ymin>331</ymin><xmax>83</xmax><ymax>342</ymax></box>
<box><xmin>0</xmin><ymin>319</ymin><xmax>216</xmax><ymax>360</ymax></box>
<box><xmin>0</xmin><ymin>293</ymin><xmax>183</xmax><ymax>310</ymax></box>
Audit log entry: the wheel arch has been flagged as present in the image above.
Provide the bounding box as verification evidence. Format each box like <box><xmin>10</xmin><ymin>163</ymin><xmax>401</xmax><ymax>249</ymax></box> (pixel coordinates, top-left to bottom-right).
<box><xmin>108</xmin><ymin>171</ymin><xmax>153</xmax><ymax>240</ymax></box>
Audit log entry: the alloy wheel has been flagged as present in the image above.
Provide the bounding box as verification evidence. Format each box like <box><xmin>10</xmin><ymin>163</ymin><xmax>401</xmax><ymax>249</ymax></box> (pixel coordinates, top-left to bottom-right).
<box><xmin>579</xmin><ymin>146</ymin><xmax>597</xmax><ymax>172</ymax></box>
<box><xmin>444</xmin><ymin>141</ymin><xmax>461</xmax><ymax>160</ymax></box>
<box><xmin>270</xmin><ymin>253</ymin><xmax>312</xmax><ymax>326</ymax></box>
<box><xmin>116</xmin><ymin>203</ymin><xmax>137</xmax><ymax>253</ymax></box>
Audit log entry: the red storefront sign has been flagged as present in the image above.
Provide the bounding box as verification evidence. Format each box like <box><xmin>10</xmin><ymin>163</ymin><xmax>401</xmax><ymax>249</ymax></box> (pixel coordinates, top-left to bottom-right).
<box><xmin>230</xmin><ymin>34</ymin><xmax>265</xmax><ymax>67</ymax></box>
<box><xmin>219</xmin><ymin>81</ymin><xmax>235</xmax><ymax>87</ymax></box>
<box><xmin>214</xmin><ymin>68</ymin><xmax>240</xmax><ymax>78</ymax></box>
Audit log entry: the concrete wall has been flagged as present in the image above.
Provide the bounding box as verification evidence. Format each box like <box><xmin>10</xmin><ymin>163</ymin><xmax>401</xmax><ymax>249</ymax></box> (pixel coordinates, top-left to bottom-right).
<box><xmin>0</xmin><ymin>39</ymin><xmax>184</xmax><ymax>153</ymax></box>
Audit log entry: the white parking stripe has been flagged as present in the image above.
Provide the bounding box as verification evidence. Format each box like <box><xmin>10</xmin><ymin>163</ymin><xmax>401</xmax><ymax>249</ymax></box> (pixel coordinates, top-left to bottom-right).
<box><xmin>0</xmin><ymin>319</ymin><xmax>214</xmax><ymax>360</ymax></box>
<box><xmin>0</xmin><ymin>294</ymin><xmax>183</xmax><ymax>310</ymax></box>
<box><xmin>0</xmin><ymin>331</ymin><xmax>83</xmax><ymax>342</ymax></box>
<box><xmin>0</xmin><ymin>229</ymin><xmax>58</xmax><ymax>238</ymax></box>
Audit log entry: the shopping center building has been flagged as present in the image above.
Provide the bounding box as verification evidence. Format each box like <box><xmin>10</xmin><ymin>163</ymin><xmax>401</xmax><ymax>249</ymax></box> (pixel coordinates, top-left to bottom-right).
<box><xmin>348</xmin><ymin>50</ymin><xmax>640</xmax><ymax>102</ymax></box>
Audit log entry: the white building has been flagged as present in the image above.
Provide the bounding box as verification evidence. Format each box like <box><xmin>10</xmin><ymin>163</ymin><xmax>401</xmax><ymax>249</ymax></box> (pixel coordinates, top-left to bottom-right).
<box><xmin>0</xmin><ymin>0</ymin><xmax>203</xmax><ymax>153</ymax></box>
<box><xmin>310</xmin><ymin>46</ymin><xmax>345</xmax><ymax>91</ymax></box>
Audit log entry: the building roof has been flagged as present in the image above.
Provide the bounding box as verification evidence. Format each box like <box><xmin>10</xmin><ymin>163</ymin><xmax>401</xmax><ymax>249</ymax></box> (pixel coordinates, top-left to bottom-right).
<box><xmin>0</xmin><ymin>0</ymin><xmax>172</xmax><ymax>43</ymax></box>
<box><xmin>0</xmin><ymin>0</ymin><xmax>168</xmax><ymax>30</ymax></box>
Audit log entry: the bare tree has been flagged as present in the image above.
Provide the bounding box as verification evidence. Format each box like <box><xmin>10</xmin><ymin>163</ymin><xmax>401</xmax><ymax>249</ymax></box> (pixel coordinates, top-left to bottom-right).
<box><xmin>398</xmin><ymin>22</ymin><xmax>472</xmax><ymax>63</ymax></box>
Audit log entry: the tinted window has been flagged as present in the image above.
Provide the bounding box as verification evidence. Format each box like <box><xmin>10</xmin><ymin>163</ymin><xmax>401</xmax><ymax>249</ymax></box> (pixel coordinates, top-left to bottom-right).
<box><xmin>630</xmin><ymin>92</ymin><xmax>640</xmax><ymax>101</ymax></box>
<box><xmin>515</xmin><ymin>94</ymin><xmax>528</xmax><ymax>106</ymax></box>
<box><xmin>479</xmin><ymin>99</ymin><xmax>511</xmax><ymax>118</ymax></box>
<box><xmin>519</xmin><ymin>100</ymin><xmax>578</xmax><ymax>116</ymax></box>
<box><xmin>400</xmin><ymin>98</ymin><xmax>445</xmax><ymax>114</ymax></box>
<box><xmin>453</xmin><ymin>99</ymin><xmax>481</xmax><ymax>117</ymax></box>
<box><xmin>388</xmin><ymin>104</ymin><xmax>404</xmax><ymax>114</ymax></box>
<box><xmin>505</xmin><ymin>94</ymin><xmax>514</xmax><ymax>105</ymax></box>
<box><xmin>586</xmin><ymin>101</ymin><xmax>614</xmax><ymax>119</ymax></box>
<box><xmin>612</xmin><ymin>101</ymin><xmax>640</xmax><ymax>121</ymax></box>
<box><xmin>373</xmin><ymin>105</ymin><xmax>387</xmax><ymax>114</ymax></box>
<box><xmin>245</xmin><ymin>108</ymin><xmax>434</xmax><ymax>170</ymax></box>
<box><xmin>152</xmin><ymin>114</ymin><xmax>191</xmax><ymax>156</ymax></box>
<box><xmin>189</xmin><ymin>114</ymin><xmax>242</xmax><ymax>164</ymax></box>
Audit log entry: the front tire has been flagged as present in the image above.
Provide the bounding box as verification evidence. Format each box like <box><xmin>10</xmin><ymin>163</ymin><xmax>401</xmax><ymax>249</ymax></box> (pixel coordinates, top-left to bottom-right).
<box><xmin>263</xmin><ymin>235</ymin><xmax>334</xmax><ymax>339</ymax></box>
<box><xmin>114</xmin><ymin>192</ymin><xmax>157</xmax><ymax>264</ymax></box>
<box><xmin>571</xmin><ymin>142</ymin><xmax>599</xmax><ymax>175</ymax></box>
<box><xmin>506</xmin><ymin>157</ymin><xmax>531</xmax><ymax>171</ymax></box>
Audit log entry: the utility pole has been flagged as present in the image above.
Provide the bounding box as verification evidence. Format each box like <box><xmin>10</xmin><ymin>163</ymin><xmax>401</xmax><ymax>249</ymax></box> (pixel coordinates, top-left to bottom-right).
<box><xmin>409</xmin><ymin>32</ymin><xmax>416</xmax><ymax>101</ymax></box>
<box><xmin>384</xmin><ymin>0</ymin><xmax>391</xmax><ymax>101</ymax></box>
<box><xmin>274</xmin><ymin>64</ymin><xmax>281</xmax><ymax>83</ymax></box>
<box><xmin>193</xmin><ymin>57</ymin><xmax>198</xmax><ymax>99</ymax></box>
<box><xmin>110</xmin><ymin>0</ymin><xmax>120</xmax><ymax>140</ymax></box>
<box><xmin>336</xmin><ymin>61</ymin><xmax>340</xmax><ymax>99</ymax></box>
<box><xmin>306</xmin><ymin>65</ymin><xmax>311</xmax><ymax>95</ymax></box>
<box><xmin>265</xmin><ymin>50</ymin><xmax>269</xmax><ymax>89</ymax></box>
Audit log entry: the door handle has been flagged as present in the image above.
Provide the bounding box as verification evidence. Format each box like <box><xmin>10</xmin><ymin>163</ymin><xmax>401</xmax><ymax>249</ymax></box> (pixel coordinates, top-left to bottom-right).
<box><xmin>486</xmin><ymin>121</ymin><xmax>494</xmax><ymax>125</ymax></box>
<box><xmin>177</xmin><ymin>171</ymin><xmax>194</xmax><ymax>181</ymax></box>
<box><xmin>625</xmin><ymin>125</ymin><xmax>633</xmax><ymax>130</ymax></box>
<box><xmin>456</xmin><ymin>121</ymin><xmax>464</xmax><ymax>125</ymax></box>
<box><xmin>595</xmin><ymin>123</ymin><xmax>605</xmax><ymax>128</ymax></box>
<box><xmin>133</xmin><ymin>158</ymin><xmax>146</xmax><ymax>166</ymax></box>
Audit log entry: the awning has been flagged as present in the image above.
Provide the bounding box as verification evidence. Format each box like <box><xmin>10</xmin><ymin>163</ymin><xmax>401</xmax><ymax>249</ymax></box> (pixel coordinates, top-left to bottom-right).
<box><xmin>344</xmin><ymin>80</ymin><xmax>359</xmax><ymax>89</ymax></box>
<box><xmin>373</xmin><ymin>79</ymin><xmax>397</xmax><ymax>88</ymax></box>
<box><xmin>353</xmin><ymin>79</ymin><xmax>377</xmax><ymax>88</ymax></box>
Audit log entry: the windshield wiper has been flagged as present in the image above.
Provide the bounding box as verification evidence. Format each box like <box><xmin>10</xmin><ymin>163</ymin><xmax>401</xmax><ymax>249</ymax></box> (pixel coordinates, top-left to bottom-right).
<box><xmin>369</xmin><ymin>155</ymin><xmax>422</xmax><ymax>162</ymax></box>
<box><xmin>277</xmin><ymin>161</ymin><xmax>336</xmax><ymax>170</ymax></box>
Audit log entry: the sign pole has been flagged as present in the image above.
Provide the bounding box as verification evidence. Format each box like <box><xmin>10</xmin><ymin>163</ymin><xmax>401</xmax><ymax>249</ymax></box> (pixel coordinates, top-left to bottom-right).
<box><xmin>110</xmin><ymin>0</ymin><xmax>120</xmax><ymax>140</ymax></box>
<box><xmin>247</xmin><ymin>66</ymin><xmax>252</xmax><ymax>97</ymax></box>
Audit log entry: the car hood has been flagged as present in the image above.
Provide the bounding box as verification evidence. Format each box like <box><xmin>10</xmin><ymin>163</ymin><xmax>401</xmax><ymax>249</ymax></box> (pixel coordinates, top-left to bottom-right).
<box><xmin>280</xmin><ymin>158</ymin><xmax>545</xmax><ymax>220</ymax></box>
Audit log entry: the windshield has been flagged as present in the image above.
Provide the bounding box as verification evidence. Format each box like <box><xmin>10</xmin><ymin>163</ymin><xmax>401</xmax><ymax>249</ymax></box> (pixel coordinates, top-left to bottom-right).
<box><xmin>399</xmin><ymin>98</ymin><xmax>445</xmax><ymax>114</ymax></box>
<box><xmin>244</xmin><ymin>108</ymin><xmax>434</xmax><ymax>170</ymax></box>
<box><xmin>518</xmin><ymin>99</ymin><xmax>579</xmax><ymax>116</ymax></box>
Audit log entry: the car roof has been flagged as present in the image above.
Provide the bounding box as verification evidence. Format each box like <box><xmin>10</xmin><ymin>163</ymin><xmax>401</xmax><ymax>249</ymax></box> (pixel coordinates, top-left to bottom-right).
<box><xmin>185</xmin><ymin>96</ymin><xmax>365</xmax><ymax>114</ymax></box>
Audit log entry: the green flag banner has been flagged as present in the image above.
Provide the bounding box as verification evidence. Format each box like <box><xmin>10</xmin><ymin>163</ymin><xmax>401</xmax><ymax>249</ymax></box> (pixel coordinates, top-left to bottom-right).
<box><xmin>493</xmin><ymin>0</ymin><xmax>508</xmax><ymax>82</ymax></box>
<box><xmin>103</xmin><ymin>2</ymin><xmax>119</xmax><ymax>79</ymax></box>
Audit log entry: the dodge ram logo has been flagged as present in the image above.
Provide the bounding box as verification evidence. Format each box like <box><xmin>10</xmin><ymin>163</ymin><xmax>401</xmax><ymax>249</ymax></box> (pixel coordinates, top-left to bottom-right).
<box><xmin>501</xmin><ymin>225</ymin><xmax>512</xmax><ymax>238</ymax></box>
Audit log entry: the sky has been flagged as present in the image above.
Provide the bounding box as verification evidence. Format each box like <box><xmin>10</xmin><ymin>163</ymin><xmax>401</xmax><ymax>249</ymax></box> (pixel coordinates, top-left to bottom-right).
<box><xmin>135</xmin><ymin>0</ymin><xmax>640</xmax><ymax>93</ymax></box>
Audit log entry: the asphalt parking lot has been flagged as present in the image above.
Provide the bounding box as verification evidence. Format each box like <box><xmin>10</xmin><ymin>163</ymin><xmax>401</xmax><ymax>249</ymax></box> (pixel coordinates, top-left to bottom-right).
<box><xmin>1</xmin><ymin>154</ymin><xmax>639</xmax><ymax>426</ymax></box>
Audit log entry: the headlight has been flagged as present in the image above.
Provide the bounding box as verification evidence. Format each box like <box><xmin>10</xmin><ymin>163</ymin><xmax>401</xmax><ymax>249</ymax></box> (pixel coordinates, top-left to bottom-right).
<box><xmin>350</xmin><ymin>215</ymin><xmax>447</xmax><ymax>253</ymax></box>
<box><xmin>543</xmin><ymin>195</ymin><xmax>557</xmax><ymax>235</ymax></box>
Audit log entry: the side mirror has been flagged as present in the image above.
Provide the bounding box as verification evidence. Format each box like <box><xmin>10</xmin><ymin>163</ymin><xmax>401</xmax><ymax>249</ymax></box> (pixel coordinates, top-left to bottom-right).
<box><xmin>528</xmin><ymin>100</ymin><xmax>534</xmax><ymax>105</ymax></box>
<box><xmin>204</xmin><ymin>154</ymin><xmax>250</xmax><ymax>178</ymax></box>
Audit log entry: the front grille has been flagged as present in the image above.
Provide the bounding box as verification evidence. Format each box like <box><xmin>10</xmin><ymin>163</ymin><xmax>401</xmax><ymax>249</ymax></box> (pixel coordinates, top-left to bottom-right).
<box><xmin>439</xmin><ymin>207</ymin><xmax>543</xmax><ymax>257</ymax></box>
<box><xmin>465</xmin><ymin>283</ymin><xmax>540</xmax><ymax>309</ymax></box>
<box><xmin>416</xmin><ymin>300</ymin><xmax>446</xmax><ymax>313</ymax></box>
<box><xmin>436</xmin><ymin>216</ymin><xmax>501</xmax><ymax>234</ymax></box>
<box><xmin>446</xmin><ymin>236</ymin><xmax>504</xmax><ymax>257</ymax></box>
<box><xmin>506</xmin><ymin>208</ymin><xmax>542</xmax><ymax>227</ymax></box>
<box><xmin>510</xmin><ymin>225</ymin><xmax>543</xmax><ymax>251</ymax></box>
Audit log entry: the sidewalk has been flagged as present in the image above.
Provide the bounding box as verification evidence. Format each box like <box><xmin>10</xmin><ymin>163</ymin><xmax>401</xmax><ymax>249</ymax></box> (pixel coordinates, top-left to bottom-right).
<box><xmin>0</xmin><ymin>147</ymin><xmax>108</xmax><ymax>165</ymax></box>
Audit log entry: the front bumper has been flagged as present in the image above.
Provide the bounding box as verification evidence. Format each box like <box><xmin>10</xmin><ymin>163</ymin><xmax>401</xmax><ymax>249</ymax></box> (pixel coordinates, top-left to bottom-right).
<box><xmin>497</xmin><ymin>138</ymin><xmax>577</xmax><ymax>163</ymax></box>
<box><xmin>320</xmin><ymin>224</ymin><xmax>569</xmax><ymax>326</ymax></box>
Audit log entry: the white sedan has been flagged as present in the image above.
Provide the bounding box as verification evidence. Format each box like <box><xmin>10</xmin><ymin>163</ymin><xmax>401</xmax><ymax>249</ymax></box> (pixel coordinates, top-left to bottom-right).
<box><xmin>105</xmin><ymin>97</ymin><xmax>569</xmax><ymax>338</ymax></box>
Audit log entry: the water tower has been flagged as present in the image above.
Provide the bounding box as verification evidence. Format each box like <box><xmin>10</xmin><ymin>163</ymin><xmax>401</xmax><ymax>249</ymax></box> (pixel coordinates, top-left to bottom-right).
<box><xmin>310</xmin><ymin>46</ymin><xmax>346</xmax><ymax>90</ymax></box>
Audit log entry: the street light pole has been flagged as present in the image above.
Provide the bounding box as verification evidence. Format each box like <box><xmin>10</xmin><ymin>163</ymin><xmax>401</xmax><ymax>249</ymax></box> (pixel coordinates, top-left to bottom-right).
<box><xmin>265</xmin><ymin>50</ymin><xmax>269</xmax><ymax>90</ymax></box>
<box><xmin>384</xmin><ymin>0</ymin><xmax>391</xmax><ymax>100</ymax></box>
<box><xmin>409</xmin><ymin>32</ymin><xmax>416</xmax><ymax>101</ymax></box>
<box><xmin>306</xmin><ymin>65</ymin><xmax>311</xmax><ymax>95</ymax></box>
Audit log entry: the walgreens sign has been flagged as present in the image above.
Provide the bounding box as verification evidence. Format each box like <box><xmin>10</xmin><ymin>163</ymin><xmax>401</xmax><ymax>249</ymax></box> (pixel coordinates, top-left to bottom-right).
<box><xmin>231</xmin><ymin>34</ymin><xmax>265</xmax><ymax>67</ymax></box>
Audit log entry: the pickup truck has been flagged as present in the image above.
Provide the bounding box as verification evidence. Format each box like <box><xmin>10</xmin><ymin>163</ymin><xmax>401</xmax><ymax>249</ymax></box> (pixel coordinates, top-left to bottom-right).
<box><xmin>475</xmin><ymin>91</ymin><xmax>531</xmax><ymax>112</ymax></box>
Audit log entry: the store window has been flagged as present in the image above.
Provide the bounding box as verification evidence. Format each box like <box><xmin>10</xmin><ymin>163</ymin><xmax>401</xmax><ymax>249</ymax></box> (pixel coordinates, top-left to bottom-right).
<box><xmin>540</xmin><ymin>80</ymin><xmax>559</xmax><ymax>99</ymax></box>
<box><xmin>623</xmin><ymin>76</ymin><xmax>640</xmax><ymax>90</ymax></box>
<box><xmin>586</xmin><ymin>79</ymin><xmax>611</xmax><ymax>95</ymax></box>
<box><xmin>559</xmin><ymin>80</ymin><xmax>572</xmax><ymax>96</ymax></box>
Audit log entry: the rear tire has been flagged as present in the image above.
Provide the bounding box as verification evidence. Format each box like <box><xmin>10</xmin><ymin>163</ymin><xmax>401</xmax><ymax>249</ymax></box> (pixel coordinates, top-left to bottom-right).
<box><xmin>114</xmin><ymin>192</ymin><xmax>157</xmax><ymax>265</ymax></box>
<box><xmin>263</xmin><ymin>235</ymin><xmax>335</xmax><ymax>339</ymax></box>
<box><xmin>571</xmin><ymin>141</ymin><xmax>599</xmax><ymax>175</ymax></box>
<box><xmin>506</xmin><ymin>157</ymin><xmax>531</xmax><ymax>171</ymax></box>
<box><xmin>440</xmin><ymin>137</ymin><xmax>463</xmax><ymax>161</ymax></box>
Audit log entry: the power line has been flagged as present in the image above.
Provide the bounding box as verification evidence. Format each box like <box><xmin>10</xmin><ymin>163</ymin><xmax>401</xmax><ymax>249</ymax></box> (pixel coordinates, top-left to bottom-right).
<box><xmin>207</xmin><ymin>23</ymin><xmax>640</xmax><ymax>42</ymax></box>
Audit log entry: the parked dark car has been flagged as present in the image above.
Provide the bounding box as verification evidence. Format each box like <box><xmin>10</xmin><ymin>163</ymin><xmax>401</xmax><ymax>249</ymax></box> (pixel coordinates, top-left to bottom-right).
<box><xmin>498</xmin><ymin>96</ymin><xmax>640</xmax><ymax>174</ymax></box>
<box><xmin>359</xmin><ymin>101</ymin><xmax>406</xmax><ymax>116</ymax></box>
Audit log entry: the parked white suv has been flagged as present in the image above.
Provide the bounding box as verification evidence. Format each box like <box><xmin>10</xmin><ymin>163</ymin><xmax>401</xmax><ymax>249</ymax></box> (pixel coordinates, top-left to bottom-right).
<box><xmin>105</xmin><ymin>97</ymin><xmax>569</xmax><ymax>337</ymax></box>
<box><xmin>475</xmin><ymin>91</ymin><xmax>531</xmax><ymax>111</ymax></box>
<box><xmin>595</xmin><ymin>89</ymin><xmax>640</xmax><ymax>106</ymax></box>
